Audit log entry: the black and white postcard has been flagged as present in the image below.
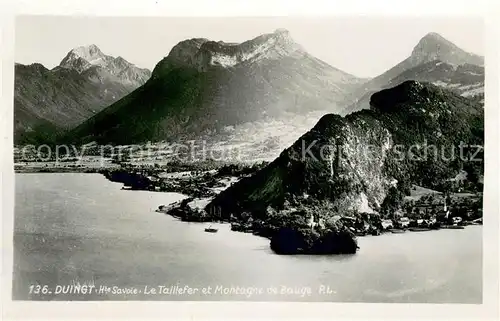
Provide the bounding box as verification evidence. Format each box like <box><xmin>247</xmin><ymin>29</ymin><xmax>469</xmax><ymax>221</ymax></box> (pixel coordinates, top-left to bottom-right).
<box><xmin>1</xmin><ymin>1</ymin><xmax>499</xmax><ymax>320</ymax></box>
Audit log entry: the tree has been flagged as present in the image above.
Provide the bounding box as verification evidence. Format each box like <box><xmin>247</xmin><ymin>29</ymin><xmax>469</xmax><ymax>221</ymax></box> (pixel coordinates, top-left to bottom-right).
<box><xmin>463</xmin><ymin>163</ymin><xmax>482</xmax><ymax>191</ymax></box>
<box><xmin>402</xmin><ymin>200</ymin><xmax>414</xmax><ymax>216</ymax></box>
<box><xmin>441</xmin><ymin>180</ymin><xmax>453</xmax><ymax>198</ymax></box>
<box><xmin>380</xmin><ymin>187</ymin><xmax>404</xmax><ymax>217</ymax></box>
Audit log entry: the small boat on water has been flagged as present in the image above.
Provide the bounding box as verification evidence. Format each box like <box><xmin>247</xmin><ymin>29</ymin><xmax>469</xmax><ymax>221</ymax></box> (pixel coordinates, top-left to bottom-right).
<box><xmin>390</xmin><ymin>229</ymin><xmax>406</xmax><ymax>234</ymax></box>
<box><xmin>204</xmin><ymin>225</ymin><xmax>218</xmax><ymax>233</ymax></box>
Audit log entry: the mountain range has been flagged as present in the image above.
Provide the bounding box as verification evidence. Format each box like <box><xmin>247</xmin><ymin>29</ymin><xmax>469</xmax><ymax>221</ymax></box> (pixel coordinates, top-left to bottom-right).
<box><xmin>63</xmin><ymin>29</ymin><xmax>365</xmax><ymax>145</ymax></box>
<box><xmin>342</xmin><ymin>32</ymin><xmax>484</xmax><ymax>113</ymax></box>
<box><xmin>14</xmin><ymin>29</ymin><xmax>484</xmax><ymax>233</ymax></box>
<box><xmin>14</xmin><ymin>45</ymin><xmax>151</xmax><ymax>144</ymax></box>
<box><xmin>14</xmin><ymin>30</ymin><xmax>484</xmax><ymax>155</ymax></box>
<box><xmin>207</xmin><ymin>80</ymin><xmax>484</xmax><ymax>220</ymax></box>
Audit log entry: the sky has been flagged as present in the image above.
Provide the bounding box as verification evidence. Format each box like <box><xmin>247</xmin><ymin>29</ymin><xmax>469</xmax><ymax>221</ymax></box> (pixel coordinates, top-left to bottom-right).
<box><xmin>15</xmin><ymin>16</ymin><xmax>484</xmax><ymax>78</ymax></box>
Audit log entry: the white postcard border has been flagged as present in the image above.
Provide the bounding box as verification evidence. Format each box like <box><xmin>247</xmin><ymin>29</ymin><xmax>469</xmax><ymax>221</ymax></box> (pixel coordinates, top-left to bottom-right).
<box><xmin>1</xmin><ymin>0</ymin><xmax>498</xmax><ymax>320</ymax></box>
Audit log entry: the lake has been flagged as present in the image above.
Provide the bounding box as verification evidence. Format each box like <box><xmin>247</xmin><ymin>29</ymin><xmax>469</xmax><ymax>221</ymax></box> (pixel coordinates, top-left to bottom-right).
<box><xmin>12</xmin><ymin>173</ymin><xmax>482</xmax><ymax>302</ymax></box>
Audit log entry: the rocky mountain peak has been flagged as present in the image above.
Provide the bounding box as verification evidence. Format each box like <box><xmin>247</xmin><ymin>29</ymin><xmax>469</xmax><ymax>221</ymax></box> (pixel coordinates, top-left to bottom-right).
<box><xmin>157</xmin><ymin>30</ymin><xmax>303</xmax><ymax>74</ymax></box>
<box><xmin>165</xmin><ymin>38</ymin><xmax>209</xmax><ymax>65</ymax></box>
<box><xmin>245</xmin><ymin>28</ymin><xmax>301</xmax><ymax>55</ymax></box>
<box><xmin>267</xmin><ymin>28</ymin><xmax>294</xmax><ymax>43</ymax></box>
<box><xmin>72</xmin><ymin>44</ymin><xmax>103</xmax><ymax>58</ymax></box>
<box><xmin>410</xmin><ymin>32</ymin><xmax>484</xmax><ymax>66</ymax></box>
<box><xmin>59</xmin><ymin>44</ymin><xmax>108</xmax><ymax>72</ymax></box>
<box><xmin>411</xmin><ymin>33</ymin><xmax>455</xmax><ymax>57</ymax></box>
<box><xmin>109</xmin><ymin>56</ymin><xmax>135</xmax><ymax>72</ymax></box>
<box><xmin>114</xmin><ymin>56</ymin><xmax>127</xmax><ymax>65</ymax></box>
<box><xmin>14</xmin><ymin>45</ymin><xmax>153</xmax><ymax>144</ymax></box>
<box><xmin>418</xmin><ymin>32</ymin><xmax>450</xmax><ymax>44</ymax></box>
<box><xmin>207</xmin><ymin>81</ymin><xmax>483</xmax><ymax>224</ymax></box>
<box><xmin>274</xmin><ymin>28</ymin><xmax>290</xmax><ymax>35</ymax></box>
<box><xmin>57</xmin><ymin>45</ymin><xmax>151</xmax><ymax>87</ymax></box>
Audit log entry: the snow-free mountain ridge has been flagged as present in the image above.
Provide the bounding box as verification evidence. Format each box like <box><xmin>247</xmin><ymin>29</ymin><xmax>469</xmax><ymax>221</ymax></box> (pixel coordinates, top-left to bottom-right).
<box><xmin>14</xmin><ymin>45</ymin><xmax>151</xmax><ymax>144</ymax></box>
<box><xmin>343</xmin><ymin>32</ymin><xmax>484</xmax><ymax>114</ymax></box>
<box><xmin>65</xmin><ymin>29</ymin><xmax>365</xmax><ymax>145</ymax></box>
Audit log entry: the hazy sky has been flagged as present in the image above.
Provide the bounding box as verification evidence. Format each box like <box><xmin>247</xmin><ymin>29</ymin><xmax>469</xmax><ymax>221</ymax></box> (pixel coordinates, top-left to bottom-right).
<box><xmin>15</xmin><ymin>16</ymin><xmax>484</xmax><ymax>78</ymax></box>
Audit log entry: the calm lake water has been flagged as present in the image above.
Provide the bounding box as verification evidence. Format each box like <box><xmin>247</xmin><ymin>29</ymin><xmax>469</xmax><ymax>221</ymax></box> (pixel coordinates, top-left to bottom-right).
<box><xmin>13</xmin><ymin>173</ymin><xmax>482</xmax><ymax>303</ymax></box>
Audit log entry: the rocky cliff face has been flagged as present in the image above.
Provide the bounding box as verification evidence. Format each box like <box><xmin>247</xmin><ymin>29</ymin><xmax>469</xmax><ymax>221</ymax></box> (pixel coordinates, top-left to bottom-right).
<box><xmin>14</xmin><ymin>45</ymin><xmax>151</xmax><ymax>144</ymax></box>
<box><xmin>373</xmin><ymin>32</ymin><xmax>483</xmax><ymax>89</ymax></box>
<box><xmin>206</xmin><ymin>81</ymin><xmax>483</xmax><ymax>221</ymax></box>
<box><xmin>153</xmin><ymin>29</ymin><xmax>304</xmax><ymax>73</ymax></box>
<box><xmin>59</xmin><ymin>44</ymin><xmax>151</xmax><ymax>87</ymax></box>
<box><xmin>205</xmin><ymin>113</ymin><xmax>394</xmax><ymax>218</ymax></box>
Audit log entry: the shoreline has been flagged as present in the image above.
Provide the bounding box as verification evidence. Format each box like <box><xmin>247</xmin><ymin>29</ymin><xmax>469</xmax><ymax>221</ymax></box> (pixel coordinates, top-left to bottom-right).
<box><xmin>157</xmin><ymin>201</ymin><xmax>480</xmax><ymax>237</ymax></box>
<box><xmin>15</xmin><ymin>163</ymin><xmax>483</xmax><ymax>254</ymax></box>
<box><xmin>100</xmin><ymin>165</ymin><xmax>483</xmax><ymax>256</ymax></box>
